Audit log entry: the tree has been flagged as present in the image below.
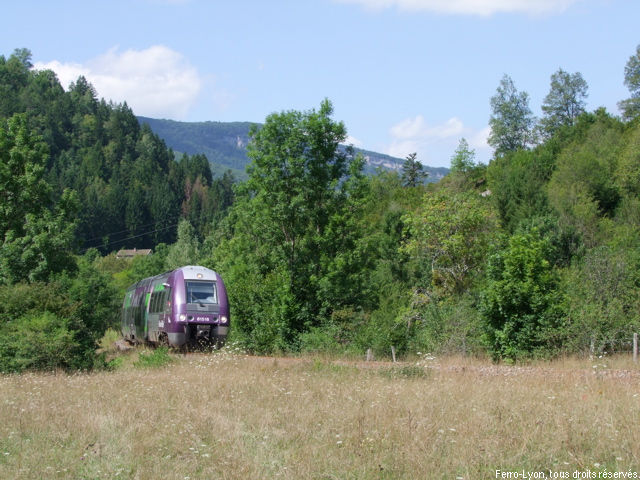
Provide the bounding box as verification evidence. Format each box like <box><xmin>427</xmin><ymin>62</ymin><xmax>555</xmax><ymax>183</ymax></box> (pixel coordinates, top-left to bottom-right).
<box><xmin>403</xmin><ymin>190</ymin><xmax>497</xmax><ymax>297</ymax></box>
<box><xmin>401</xmin><ymin>152</ymin><xmax>427</xmax><ymax>187</ymax></box>
<box><xmin>213</xmin><ymin>99</ymin><xmax>363</xmax><ymax>350</ymax></box>
<box><xmin>244</xmin><ymin>99</ymin><xmax>351</xmax><ymax>287</ymax></box>
<box><xmin>0</xmin><ymin>114</ymin><xmax>77</xmax><ymax>284</ymax></box>
<box><xmin>488</xmin><ymin>75</ymin><xmax>536</xmax><ymax>157</ymax></box>
<box><xmin>481</xmin><ymin>232</ymin><xmax>565</xmax><ymax>360</ymax></box>
<box><xmin>165</xmin><ymin>219</ymin><xmax>200</xmax><ymax>270</ymax></box>
<box><xmin>618</xmin><ymin>44</ymin><xmax>640</xmax><ymax>121</ymax></box>
<box><xmin>547</xmin><ymin>110</ymin><xmax>623</xmax><ymax>247</ymax></box>
<box><xmin>449</xmin><ymin>138</ymin><xmax>476</xmax><ymax>174</ymax></box>
<box><xmin>540</xmin><ymin>69</ymin><xmax>588</xmax><ymax>137</ymax></box>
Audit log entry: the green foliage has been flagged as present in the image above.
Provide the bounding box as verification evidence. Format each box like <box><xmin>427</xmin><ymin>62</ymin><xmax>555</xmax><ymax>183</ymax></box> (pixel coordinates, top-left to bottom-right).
<box><xmin>481</xmin><ymin>232</ymin><xmax>565</xmax><ymax>360</ymax></box>
<box><xmin>214</xmin><ymin>99</ymin><xmax>365</xmax><ymax>352</ymax></box>
<box><xmin>487</xmin><ymin>148</ymin><xmax>555</xmax><ymax>232</ymax></box>
<box><xmin>0</xmin><ymin>251</ymin><xmax>121</xmax><ymax>372</ymax></box>
<box><xmin>547</xmin><ymin>111</ymin><xmax>623</xmax><ymax>247</ymax></box>
<box><xmin>401</xmin><ymin>152</ymin><xmax>427</xmax><ymax>187</ymax></box>
<box><xmin>618</xmin><ymin>44</ymin><xmax>640</xmax><ymax>121</ymax></box>
<box><xmin>0</xmin><ymin>48</ymin><xmax>238</xmax><ymax>253</ymax></box>
<box><xmin>134</xmin><ymin>347</ymin><xmax>173</xmax><ymax>369</ymax></box>
<box><xmin>563</xmin><ymin>247</ymin><xmax>640</xmax><ymax>354</ymax></box>
<box><xmin>407</xmin><ymin>293</ymin><xmax>485</xmax><ymax>356</ymax></box>
<box><xmin>449</xmin><ymin>138</ymin><xmax>476</xmax><ymax>174</ymax></box>
<box><xmin>0</xmin><ymin>281</ymin><xmax>74</xmax><ymax>327</ymax></box>
<box><xmin>165</xmin><ymin>220</ymin><xmax>200</xmax><ymax>270</ymax></box>
<box><xmin>353</xmin><ymin>285</ymin><xmax>412</xmax><ymax>357</ymax></box>
<box><xmin>299</xmin><ymin>321</ymin><xmax>349</xmax><ymax>356</ymax></box>
<box><xmin>539</xmin><ymin>69</ymin><xmax>588</xmax><ymax>138</ymax></box>
<box><xmin>615</xmin><ymin>122</ymin><xmax>640</xmax><ymax>196</ymax></box>
<box><xmin>403</xmin><ymin>190</ymin><xmax>497</xmax><ymax>296</ymax></box>
<box><xmin>220</xmin><ymin>259</ymin><xmax>294</xmax><ymax>353</ymax></box>
<box><xmin>0</xmin><ymin>114</ymin><xmax>78</xmax><ymax>284</ymax></box>
<box><xmin>0</xmin><ymin>311</ymin><xmax>79</xmax><ymax>373</ymax></box>
<box><xmin>488</xmin><ymin>74</ymin><xmax>536</xmax><ymax>157</ymax></box>
<box><xmin>65</xmin><ymin>252</ymin><xmax>121</xmax><ymax>338</ymax></box>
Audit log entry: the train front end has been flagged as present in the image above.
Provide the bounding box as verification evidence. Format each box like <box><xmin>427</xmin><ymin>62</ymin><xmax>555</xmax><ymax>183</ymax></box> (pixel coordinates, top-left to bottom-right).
<box><xmin>166</xmin><ymin>266</ymin><xmax>230</xmax><ymax>347</ymax></box>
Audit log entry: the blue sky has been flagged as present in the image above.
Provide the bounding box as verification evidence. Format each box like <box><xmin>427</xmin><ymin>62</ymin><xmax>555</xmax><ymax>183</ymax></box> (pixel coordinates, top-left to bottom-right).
<box><xmin>2</xmin><ymin>0</ymin><xmax>638</xmax><ymax>167</ymax></box>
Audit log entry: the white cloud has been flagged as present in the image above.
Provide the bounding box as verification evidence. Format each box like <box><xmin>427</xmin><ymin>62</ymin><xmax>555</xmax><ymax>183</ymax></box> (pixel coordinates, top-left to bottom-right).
<box><xmin>390</xmin><ymin>115</ymin><xmax>464</xmax><ymax>140</ymax></box>
<box><xmin>335</xmin><ymin>0</ymin><xmax>582</xmax><ymax>16</ymax></box>
<box><xmin>385</xmin><ymin>115</ymin><xmax>491</xmax><ymax>167</ymax></box>
<box><xmin>342</xmin><ymin>135</ymin><xmax>364</xmax><ymax>148</ymax></box>
<box><xmin>35</xmin><ymin>45</ymin><xmax>203</xmax><ymax>119</ymax></box>
<box><xmin>469</xmin><ymin>126</ymin><xmax>491</xmax><ymax>151</ymax></box>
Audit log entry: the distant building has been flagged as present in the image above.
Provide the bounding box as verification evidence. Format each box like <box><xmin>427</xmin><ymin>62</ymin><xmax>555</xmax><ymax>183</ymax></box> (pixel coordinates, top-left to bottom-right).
<box><xmin>116</xmin><ymin>248</ymin><xmax>152</xmax><ymax>259</ymax></box>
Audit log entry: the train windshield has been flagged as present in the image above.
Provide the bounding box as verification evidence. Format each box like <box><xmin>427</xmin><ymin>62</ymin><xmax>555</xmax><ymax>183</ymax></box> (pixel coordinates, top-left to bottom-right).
<box><xmin>185</xmin><ymin>281</ymin><xmax>218</xmax><ymax>304</ymax></box>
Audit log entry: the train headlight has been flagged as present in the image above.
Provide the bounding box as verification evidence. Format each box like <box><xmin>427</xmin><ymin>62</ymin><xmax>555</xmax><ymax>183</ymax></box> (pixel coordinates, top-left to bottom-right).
<box><xmin>220</xmin><ymin>316</ymin><xmax>228</xmax><ymax>325</ymax></box>
<box><xmin>179</xmin><ymin>314</ymin><xmax>187</xmax><ymax>322</ymax></box>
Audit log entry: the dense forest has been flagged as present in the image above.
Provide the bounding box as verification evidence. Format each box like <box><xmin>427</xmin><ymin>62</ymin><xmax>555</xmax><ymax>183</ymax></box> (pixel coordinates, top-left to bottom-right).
<box><xmin>1</xmin><ymin>45</ymin><xmax>640</xmax><ymax>371</ymax></box>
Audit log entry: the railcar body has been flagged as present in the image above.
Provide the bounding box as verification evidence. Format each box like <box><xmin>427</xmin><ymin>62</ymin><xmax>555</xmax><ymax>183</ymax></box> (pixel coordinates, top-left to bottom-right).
<box><xmin>121</xmin><ymin>266</ymin><xmax>229</xmax><ymax>347</ymax></box>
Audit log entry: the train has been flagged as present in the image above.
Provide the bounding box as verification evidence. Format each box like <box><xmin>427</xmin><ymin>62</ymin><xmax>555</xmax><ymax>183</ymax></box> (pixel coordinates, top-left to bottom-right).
<box><xmin>121</xmin><ymin>265</ymin><xmax>229</xmax><ymax>347</ymax></box>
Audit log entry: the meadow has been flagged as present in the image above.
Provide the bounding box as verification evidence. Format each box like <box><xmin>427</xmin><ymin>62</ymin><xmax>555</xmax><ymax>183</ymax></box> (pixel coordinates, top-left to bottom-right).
<box><xmin>1</xmin><ymin>348</ymin><xmax>639</xmax><ymax>480</ymax></box>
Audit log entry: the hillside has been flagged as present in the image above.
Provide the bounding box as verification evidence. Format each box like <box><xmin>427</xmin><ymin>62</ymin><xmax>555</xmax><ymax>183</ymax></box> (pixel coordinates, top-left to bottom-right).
<box><xmin>137</xmin><ymin>116</ymin><xmax>448</xmax><ymax>181</ymax></box>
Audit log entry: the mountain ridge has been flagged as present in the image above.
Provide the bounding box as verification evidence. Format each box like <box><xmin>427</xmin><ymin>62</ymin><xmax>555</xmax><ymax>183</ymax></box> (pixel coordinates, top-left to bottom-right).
<box><xmin>137</xmin><ymin>116</ymin><xmax>448</xmax><ymax>181</ymax></box>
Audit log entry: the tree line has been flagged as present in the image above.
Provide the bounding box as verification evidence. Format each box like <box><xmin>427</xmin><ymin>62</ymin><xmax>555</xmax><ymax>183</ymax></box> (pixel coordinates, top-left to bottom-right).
<box><xmin>1</xmin><ymin>44</ymin><xmax>640</xmax><ymax>371</ymax></box>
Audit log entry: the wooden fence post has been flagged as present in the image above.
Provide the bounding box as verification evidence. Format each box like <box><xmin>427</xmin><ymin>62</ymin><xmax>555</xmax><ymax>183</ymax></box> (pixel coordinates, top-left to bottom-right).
<box><xmin>633</xmin><ymin>333</ymin><xmax>638</xmax><ymax>363</ymax></box>
<box><xmin>366</xmin><ymin>348</ymin><xmax>373</xmax><ymax>362</ymax></box>
<box><xmin>391</xmin><ymin>346</ymin><xmax>397</xmax><ymax>363</ymax></box>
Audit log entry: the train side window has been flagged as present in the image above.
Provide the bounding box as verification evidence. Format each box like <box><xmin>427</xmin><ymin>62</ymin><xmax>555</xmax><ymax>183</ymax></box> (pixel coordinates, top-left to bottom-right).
<box><xmin>163</xmin><ymin>288</ymin><xmax>172</xmax><ymax>314</ymax></box>
<box><xmin>150</xmin><ymin>290</ymin><xmax>162</xmax><ymax>314</ymax></box>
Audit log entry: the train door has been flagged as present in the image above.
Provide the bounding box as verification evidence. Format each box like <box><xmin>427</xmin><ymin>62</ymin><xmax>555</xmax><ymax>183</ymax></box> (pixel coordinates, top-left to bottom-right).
<box><xmin>122</xmin><ymin>290</ymin><xmax>134</xmax><ymax>340</ymax></box>
<box><xmin>147</xmin><ymin>283</ymin><xmax>171</xmax><ymax>344</ymax></box>
<box><xmin>143</xmin><ymin>292</ymin><xmax>151</xmax><ymax>341</ymax></box>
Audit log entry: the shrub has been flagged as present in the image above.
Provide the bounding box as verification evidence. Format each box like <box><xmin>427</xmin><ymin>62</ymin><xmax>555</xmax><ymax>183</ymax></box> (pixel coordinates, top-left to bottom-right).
<box><xmin>481</xmin><ymin>232</ymin><xmax>566</xmax><ymax>360</ymax></box>
<box><xmin>408</xmin><ymin>293</ymin><xmax>485</xmax><ymax>356</ymax></box>
<box><xmin>0</xmin><ymin>312</ymin><xmax>80</xmax><ymax>372</ymax></box>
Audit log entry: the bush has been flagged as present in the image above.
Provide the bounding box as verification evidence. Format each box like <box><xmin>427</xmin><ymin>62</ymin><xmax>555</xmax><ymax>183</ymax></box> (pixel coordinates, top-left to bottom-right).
<box><xmin>481</xmin><ymin>232</ymin><xmax>566</xmax><ymax>360</ymax></box>
<box><xmin>0</xmin><ymin>312</ymin><xmax>80</xmax><ymax>372</ymax></box>
<box><xmin>0</xmin><ymin>281</ymin><xmax>75</xmax><ymax>326</ymax></box>
<box><xmin>408</xmin><ymin>293</ymin><xmax>485</xmax><ymax>356</ymax></box>
<box><xmin>563</xmin><ymin>246</ymin><xmax>640</xmax><ymax>354</ymax></box>
<box><xmin>0</xmin><ymin>254</ymin><xmax>121</xmax><ymax>372</ymax></box>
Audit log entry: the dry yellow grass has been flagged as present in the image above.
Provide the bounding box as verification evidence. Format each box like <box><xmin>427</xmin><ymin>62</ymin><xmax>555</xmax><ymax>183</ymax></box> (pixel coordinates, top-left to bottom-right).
<box><xmin>1</xmin><ymin>349</ymin><xmax>640</xmax><ymax>479</ymax></box>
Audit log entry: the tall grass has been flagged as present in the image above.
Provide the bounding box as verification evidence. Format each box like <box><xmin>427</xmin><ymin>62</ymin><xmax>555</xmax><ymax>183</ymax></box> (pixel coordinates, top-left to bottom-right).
<box><xmin>1</xmin><ymin>351</ymin><xmax>639</xmax><ymax>479</ymax></box>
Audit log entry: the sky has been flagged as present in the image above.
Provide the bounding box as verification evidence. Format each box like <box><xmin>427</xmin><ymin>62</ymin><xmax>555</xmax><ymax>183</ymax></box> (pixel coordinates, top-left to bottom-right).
<box><xmin>2</xmin><ymin>0</ymin><xmax>638</xmax><ymax>168</ymax></box>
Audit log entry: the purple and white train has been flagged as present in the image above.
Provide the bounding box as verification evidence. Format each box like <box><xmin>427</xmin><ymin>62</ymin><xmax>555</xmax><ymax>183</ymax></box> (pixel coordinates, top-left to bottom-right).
<box><xmin>121</xmin><ymin>266</ymin><xmax>230</xmax><ymax>347</ymax></box>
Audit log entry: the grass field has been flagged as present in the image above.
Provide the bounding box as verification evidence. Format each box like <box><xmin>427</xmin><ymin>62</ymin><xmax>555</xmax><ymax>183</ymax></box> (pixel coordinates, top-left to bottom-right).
<box><xmin>1</xmin><ymin>348</ymin><xmax>640</xmax><ymax>479</ymax></box>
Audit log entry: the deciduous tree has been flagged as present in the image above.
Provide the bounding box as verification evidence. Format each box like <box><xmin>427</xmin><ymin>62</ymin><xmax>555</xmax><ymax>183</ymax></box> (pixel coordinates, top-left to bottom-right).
<box><xmin>449</xmin><ymin>138</ymin><xmax>476</xmax><ymax>174</ymax></box>
<box><xmin>488</xmin><ymin>75</ymin><xmax>536</xmax><ymax>157</ymax></box>
<box><xmin>618</xmin><ymin>44</ymin><xmax>640</xmax><ymax>121</ymax></box>
<box><xmin>540</xmin><ymin>69</ymin><xmax>588</xmax><ymax>137</ymax></box>
<box><xmin>0</xmin><ymin>114</ymin><xmax>77</xmax><ymax>284</ymax></box>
